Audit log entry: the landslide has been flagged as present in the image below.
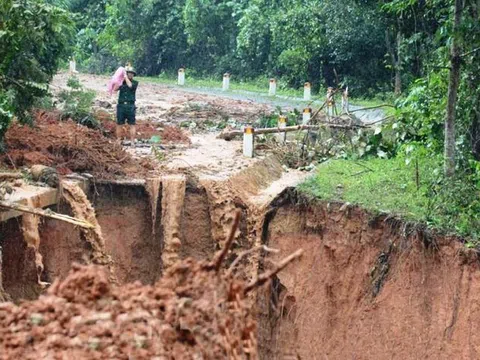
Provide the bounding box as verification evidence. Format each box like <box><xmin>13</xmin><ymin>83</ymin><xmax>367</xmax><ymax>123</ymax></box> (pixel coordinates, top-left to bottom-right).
<box><xmin>0</xmin><ymin>112</ymin><xmax>154</xmax><ymax>178</ymax></box>
<box><xmin>258</xmin><ymin>189</ymin><xmax>480</xmax><ymax>360</ymax></box>
<box><xmin>0</xmin><ymin>260</ymin><xmax>257</xmax><ymax>360</ymax></box>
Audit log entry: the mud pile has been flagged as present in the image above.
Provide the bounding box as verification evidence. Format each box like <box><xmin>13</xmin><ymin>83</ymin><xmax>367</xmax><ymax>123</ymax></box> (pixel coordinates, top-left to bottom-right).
<box><xmin>1</xmin><ymin>114</ymin><xmax>153</xmax><ymax>178</ymax></box>
<box><xmin>162</xmin><ymin>125</ymin><xmax>191</xmax><ymax>144</ymax></box>
<box><xmin>0</xmin><ymin>259</ymin><xmax>257</xmax><ymax>360</ymax></box>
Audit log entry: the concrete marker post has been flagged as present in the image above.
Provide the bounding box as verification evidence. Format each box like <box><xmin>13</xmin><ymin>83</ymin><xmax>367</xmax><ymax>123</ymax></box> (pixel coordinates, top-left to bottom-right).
<box><xmin>304</xmin><ymin>82</ymin><xmax>311</xmax><ymax>101</ymax></box>
<box><xmin>277</xmin><ymin>115</ymin><xmax>287</xmax><ymax>143</ymax></box>
<box><xmin>269</xmin><ymin>78</ymin><xmax>277</xmax><ymax>96</ymax></box>
<box><xmin>223</xmin><ymin>73</ymin><xmax>230</xmax><ymax>91</ymax></box>
<box><xmin>342</xmin><ymin>86</ymin><xmax>349</xmax><ymax>114</ymax></box>
<box><xmin>302</xmin><ymin>108</ymin><xmax>312</xmax><ymax>125</ymax></box>
<box><xmin>178</xmin><ymin>68</ymin><xmax>185</xmax><ymax>86</ymax></box>
<box><xmin>243</xmin><ymin>125</ymin><xmax>255</xmax><ymax>158</ymax></box>
<box><xmin>69</xmin><ymin>57</ymin><xmax>77</xmax><ymax>75</ymax></box>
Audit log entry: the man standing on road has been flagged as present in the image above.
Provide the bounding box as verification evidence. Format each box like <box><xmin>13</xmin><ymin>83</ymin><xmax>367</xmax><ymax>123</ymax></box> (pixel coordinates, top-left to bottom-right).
<box><xmin>115</xmin><ymin>65</ymin><xmax>138</xmax><ymax>145</ymax></box>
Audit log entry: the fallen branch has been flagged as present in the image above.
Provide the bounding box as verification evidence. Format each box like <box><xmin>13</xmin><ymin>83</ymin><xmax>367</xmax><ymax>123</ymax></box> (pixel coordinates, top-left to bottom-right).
<box><xmin>218</xmin><ymin>123</ymin><xmax>368</xmax><ymax>140</ymax></box>
<box><xmin>0</xmin><ymin>172</ymin><xmax>22</xmax><ymax>180</ymax></box>
<box><xmin>209</xmin><ymin>210</ymin><xmax>241</xmax><ymax>272</ymax></box>
<box><xmin>244</xmin><ymin>249</ymin><xmax>303</xmax><ymax>294</ymax></box>
<box><xmin>0</xmin><ymin>200</ymin><xmax>95</xmax><ymax>229</ymax></box>
<box><xmin>365</xmin><ymin>115</ymin><xmax>395</xmax><ymax>126</ymax></box>
<box><xmin>348</xmin><ymin>104</ymin><xmax>395</xmax><ymax>113</ymax></box>
<box><xmin>226</xmin><ymin>245</ymin><xmax>279</xmax><ymax>276</ymax></box>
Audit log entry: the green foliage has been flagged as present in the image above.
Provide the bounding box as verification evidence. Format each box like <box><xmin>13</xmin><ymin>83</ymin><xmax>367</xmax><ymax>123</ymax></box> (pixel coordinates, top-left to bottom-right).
<box><xmin>71</xmin><ymin>0</ymin><xmax>392</xmax><ymax>93</ymax></box>
<box><xmin>57</xmin><ymin>76</ymin><xmax>97</xmax><ymax>128</ymax></box>
<box><xmin>300</xmin><ymin>154</ymin><xmax>480</xmax><ymax>242</ymax></box>
<box><xmin>0</xmin><ymin>93</ymin><xmax>13</xmax><ymax>151</ymax></box>
<box><xmin>0</xmin><ymin>0</ymin><xmax>73</xmax><ymax>147</ymax></box>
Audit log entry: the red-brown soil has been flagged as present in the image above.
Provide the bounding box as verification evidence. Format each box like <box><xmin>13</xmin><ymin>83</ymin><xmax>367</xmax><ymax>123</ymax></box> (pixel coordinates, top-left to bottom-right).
<box><xmin>259</xmin><ymin>190</ymin><xmax>480</xmax><ymax>360</ymax></box>
<box><xmin>0</xmin><ymin>114</ymin><xmax>154</xmax><ymax>178</ymax></box>
<box><xmin>162</xmin><ymin>125</ymin><xmax>191</xmax><ymax>144</ymax></box>
<box><xmin>0</xmin><ymin>260</ymin><xmax>257</xmax><ymax>360</ymax></box>
<box><xmin>91</xmin><ymin>183</ymin><xmax>163</xmax><ymax>285</ymax></box>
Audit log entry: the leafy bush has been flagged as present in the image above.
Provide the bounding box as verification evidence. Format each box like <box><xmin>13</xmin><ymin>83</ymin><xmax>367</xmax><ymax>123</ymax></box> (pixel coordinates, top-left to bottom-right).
<box><xmin>57</xmin><ymin>77</ymin><xmax>98</xmax><ymax>128</ymax></box>
<box><xmin>0</xmin><ymin>0</ymin><xmax>73</xmax><ymax>148</ymax></box>
<box><xmin>0</xmin><ymin>92</ymin><xmax>13</xmax><ymax>151</ymax></box>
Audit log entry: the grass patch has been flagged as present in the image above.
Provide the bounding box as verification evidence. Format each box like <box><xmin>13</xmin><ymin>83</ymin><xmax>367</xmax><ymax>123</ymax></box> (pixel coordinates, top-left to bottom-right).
<box><xmin>299</xmin><ymin>157</ymin><xmax>480</xmax><ymax>243</ymax></box>
<box><xmin>299</xmin><ymin>158</ymin><xmax>435</xmax><ymax>220</ymax></box>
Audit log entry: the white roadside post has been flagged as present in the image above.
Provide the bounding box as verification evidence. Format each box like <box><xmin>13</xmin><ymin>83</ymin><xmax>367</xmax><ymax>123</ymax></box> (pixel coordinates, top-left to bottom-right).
<box><xmin>304</xmin><ymin>82</ymin><xmax>311</xmax><ymax>101</ymax></box>
<box><xmin>69</xmin><ymin>57</ymin><xmax>77</xmax><ymax>74</ymax></box>
<box><xmin>342</xmin><ymin>86</ymin><xmax>349</xmax><ymax>114</ymax></box>
<box><xmin>269</xmin><ymin>78</ymin><xmax>277</xmax><ymax>96</ymax></box>
<box><xmin>277</xmin><ymin>115</ymin><xmax>287</xmax><ymax>143</ymax></box>
<box><xmin>302</xmin><ymin>108</ymin><xmax>312</xmax><ymax>125</ymax></box>
<box><xmin>223</xmin><ymin>73</ymin><xmax>230</xmax><ymax>91</ymax></box>
<box><xmin>178</xmin><ymin>68</ymin><xmax>185</xmax><ymax>86</ymax></box>
<box><xmin>243</xmin><ymin>125</ymin><xmax>255</xmax><ymax>158</ymax></box>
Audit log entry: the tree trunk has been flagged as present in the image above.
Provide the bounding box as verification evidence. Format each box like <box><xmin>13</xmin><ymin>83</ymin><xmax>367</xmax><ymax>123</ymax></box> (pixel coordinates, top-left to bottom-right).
<box><xmin>444</xmin><ymin>0</ymin><xmax>464</xmax><ymax>177</ymax></box>
<box><xmin>386</xmin><ymin>29</ymin><xmax>402</xmax><ymax>96</ymax></box>
<box><xmin>469</xmin><ymin>0</ymin><xmax>480</xmax><ymax>160</ymax></box>
<box><xmin>394</xmin><ymin>31</ymin><xmax>402</xmax><ymax>95</ymax></box>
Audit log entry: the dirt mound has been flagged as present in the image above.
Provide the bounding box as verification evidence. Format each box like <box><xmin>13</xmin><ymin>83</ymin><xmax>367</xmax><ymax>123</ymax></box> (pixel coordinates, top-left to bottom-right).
<box><xmin>0</xmin><ymin>259</ymin><xmax>258</xmax><ymax>360</ymax></box>
<box><xmin>1</xmin><ymin>114</ymin><xmax>153</xmax><ymax>178</ymax></box>
<box><xmin>162</xmin><ymin>125</ymin><xmax>191</xmax><ymax>144</ymax></box>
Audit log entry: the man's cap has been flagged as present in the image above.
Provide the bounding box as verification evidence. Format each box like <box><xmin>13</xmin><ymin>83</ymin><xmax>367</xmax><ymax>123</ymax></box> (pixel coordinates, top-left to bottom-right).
<box><xmin>125</xmin><ymin>65</ymin><xmax>136</xmax><ymax>75</ymax></box>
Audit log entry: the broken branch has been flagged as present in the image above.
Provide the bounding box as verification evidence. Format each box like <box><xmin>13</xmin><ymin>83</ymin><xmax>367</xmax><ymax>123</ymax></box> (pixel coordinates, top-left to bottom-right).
<box><xmin>210</xmin><ymin>210</ymin><xmax>241</xmax><ymax>272</ymax></box>
<box><xmin>244</xmin><ymin>249</ymin><xmax>303</xmax><ymax>294</ymax></box>
<box><xmin>226</xmin><ymin>245</ymin><xmax>279</xmax><ymax>276</ymax></box>
<box><xmin>0</xmin><ymin>200</ymin><xmax>95</xmax><ymax>229</ymax></box>
<box><xmin>348</xmin><ymin>104</ymin><xmax>396</xmax><ymax>113</ymax></box>
<box><xmin>0</xmin><ymin>172</ymin><xmax>23</xmax><ymax>180</ymax></box>
<box><xmin>218</xmin><ymin>123</ymin><xmax>367</xmax><ymax>140</ymax></box>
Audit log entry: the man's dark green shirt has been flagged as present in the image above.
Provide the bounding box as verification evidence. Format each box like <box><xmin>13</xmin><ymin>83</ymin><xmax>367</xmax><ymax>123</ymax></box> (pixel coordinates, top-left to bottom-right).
<box><xmin>118</xmin><ymin>80</ymin><xmax>138</xmax><ymax>103</ymax></box>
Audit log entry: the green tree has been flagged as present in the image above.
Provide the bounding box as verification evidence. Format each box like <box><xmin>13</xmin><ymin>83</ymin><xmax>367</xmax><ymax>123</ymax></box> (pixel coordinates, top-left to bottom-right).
<box><xmin>0</xmin><ymin>0</ymin><xmax>74</xmax><ymax>149</ymax></box>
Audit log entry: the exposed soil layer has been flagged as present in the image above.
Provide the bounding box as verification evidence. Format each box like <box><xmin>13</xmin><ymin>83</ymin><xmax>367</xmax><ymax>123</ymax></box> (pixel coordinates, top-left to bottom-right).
<box><xmin>180</xmin><ymin>183</ymin><xmax>215</xmax><ymax>261</ymax></box>
<box><xmin>39</xmin><ymin>202</ymin><xmax>90</xmax><ymax>284</ymax></box>
<box><xmin>62</xmin><ymin>181</ymin><xmax>112</xmax><ymax>268</ymax></box>
<box><xmin>0</xmin><ymin>218</ymin><xmax>40</xmax><ymax>301</ymax></box>
<box><xmin>161</xmin><ymin>175</ymin><xmax>187</xmax><ymax>268</ymax></box>
<box><xmin>90</xmin><ymin>183</ymin><xmax>163</xmax><ymax>285</ymax></box>
<box><xmin>259</xmin><ymin>189</ymin><xmax>480</xmax><ymax>360</ymax></box>
<box><xmin>0</xmin><ymin>261</ymin><xmax>258</xmax><ymax>360</ymax></box>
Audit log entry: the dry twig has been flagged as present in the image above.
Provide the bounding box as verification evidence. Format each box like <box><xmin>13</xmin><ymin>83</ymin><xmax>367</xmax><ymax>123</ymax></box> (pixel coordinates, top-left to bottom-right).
<box><xmin>244</xmin><ymin>249</ymin><xmax>304</xmax><ymax>294</ymax></box>
<box><xmin>208</xmin><ymin>210</ymin><xmax>241</xmax><ymax>272</ymax></box>
<box><xmin>226</xmin><ymin>245</ymin><xmax>279</xmax><ymax>276</ymax></box>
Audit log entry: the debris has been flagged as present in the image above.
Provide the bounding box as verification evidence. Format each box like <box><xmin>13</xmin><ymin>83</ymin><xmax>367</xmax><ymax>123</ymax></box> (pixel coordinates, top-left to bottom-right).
<box><xmin>0</xmin><ymin>200</ymin><xmax>95</xmax><ymax>229</ymax></box>
<box><xmin>0</xmin><ymin>113</ymin><xmax>153</xmax><ymax>178</ymax></box>
<box><xmin>218</xmin><ymin>123</ymin><xmax>368</xmax><ymax>141</ymax></box>
<box><xmin>0</xmin><ymin>226</ymin><xmax>303</xmax><ymax>359</ymax></box>
<box><xmin>162</xmin><ymin>125</ymin><xmax>191</xmax><ymax>144</ymax></box>
<box><xmin>30</xmin><ymin>165</ymin><xmax>59</xmax><ymax>187</ymax></box>
<box><xmin>0</xmin><ymin>172</ymin><xmax>22</xmax><ymax>180</ymax></box>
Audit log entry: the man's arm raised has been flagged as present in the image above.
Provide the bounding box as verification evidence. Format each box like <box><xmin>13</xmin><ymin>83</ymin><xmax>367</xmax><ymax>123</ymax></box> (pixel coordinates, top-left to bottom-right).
<box><xmin>124</xmin><ymin>74</ymin><xmax>133</xmax><ymax>88</ymax></box>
